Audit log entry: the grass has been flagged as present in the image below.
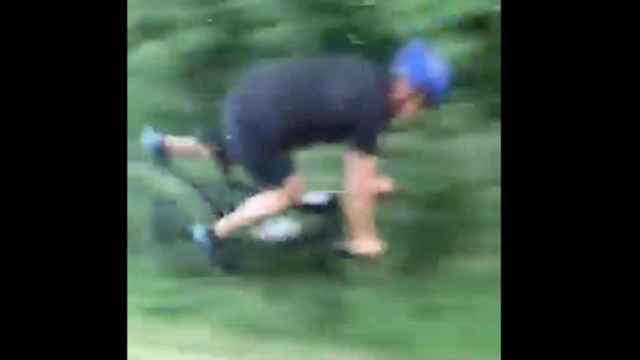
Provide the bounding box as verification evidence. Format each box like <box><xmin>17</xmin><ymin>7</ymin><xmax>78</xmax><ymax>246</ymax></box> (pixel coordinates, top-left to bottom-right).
<box><xmin>127</xmin><ymin>125</ymin><xmax>500</xmax><ymax>358</ymax></box>
<box><xmin>128</xmin><ymin>254</ymin><xmax>499</xmax><ymax>360</ymax></box>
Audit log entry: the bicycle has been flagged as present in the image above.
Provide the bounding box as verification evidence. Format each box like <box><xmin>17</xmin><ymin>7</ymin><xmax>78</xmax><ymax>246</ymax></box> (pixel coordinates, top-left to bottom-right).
<box><xmin>145</xmin><ymin>131</ymin><xmax>352</xmax><ymax>275</ymax></box>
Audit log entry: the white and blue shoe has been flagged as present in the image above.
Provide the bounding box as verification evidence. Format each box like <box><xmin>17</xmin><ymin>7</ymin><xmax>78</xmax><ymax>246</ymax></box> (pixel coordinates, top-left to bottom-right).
<box><xmin>190</xmin><ymin>223</ymin><xmax>215</xmax><ymax>260</ymax></box>
<box><xmin>140</xmin><ymin>126</ymin><xmax>169</xmax><ymax>165</ymax></box>
<box><xmin>189</xmin><ymin>223</ymin><xmax>241</xmax><ymax>273</ymax></box>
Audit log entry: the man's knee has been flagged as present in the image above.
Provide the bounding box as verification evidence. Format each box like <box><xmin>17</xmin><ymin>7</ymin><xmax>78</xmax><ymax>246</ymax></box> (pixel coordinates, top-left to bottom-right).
<box><xmin>251</xmin><ymin>175</ymin><xmax>305</xmax><ymax>212</ymax></box>
<box><xmin>282</xmin><ymin>175</ymin><xmax>306</xmax><ymax>205</ymax></box>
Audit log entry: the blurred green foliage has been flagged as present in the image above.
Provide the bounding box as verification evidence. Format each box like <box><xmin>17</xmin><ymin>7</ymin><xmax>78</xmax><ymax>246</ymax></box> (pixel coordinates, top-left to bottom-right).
<box><xmin>128</xmin><ymin>0</ymin><xmax>500</xmax><ymax>134</ymax></box>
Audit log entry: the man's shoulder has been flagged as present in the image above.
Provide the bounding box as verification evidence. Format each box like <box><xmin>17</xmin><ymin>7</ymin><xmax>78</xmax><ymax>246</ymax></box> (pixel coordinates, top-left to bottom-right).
<box><xmin>234</xmin><ymin>55</ymin><xmax>390</xmax><ymax>114</ymax></box>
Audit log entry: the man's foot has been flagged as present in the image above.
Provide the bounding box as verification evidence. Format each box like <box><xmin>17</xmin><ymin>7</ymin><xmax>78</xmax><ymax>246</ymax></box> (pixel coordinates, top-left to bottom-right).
<box><xmin>190</xmin><ymin>223</ymin><xmax>218</xmax><ymax>265</ymax></box>
<box><xmin>190</xmin><ymin>223</ymin><xmax>241</xmax><ymax>273</ymax></box>
<box><xmin>141</xmin><ymin>126</ymin><xmax>169</xmax><ymax>165</ymax></box>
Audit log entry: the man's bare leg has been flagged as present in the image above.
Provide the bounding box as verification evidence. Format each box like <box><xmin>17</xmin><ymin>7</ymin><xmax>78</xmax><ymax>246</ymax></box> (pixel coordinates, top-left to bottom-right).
<box><xmin>142</xmin><ymin>126</ymin><xmax>215</xmax><ymax>161</ymax></box>
<box><xmin>213</xmin><ymin>175</ymin><xmax>306</xmax><ymax>239</ymax></box>
<box><xmin>163</xmin><ymin>135</ymin><xmax>213</xmax><ymax>159</ymax></box>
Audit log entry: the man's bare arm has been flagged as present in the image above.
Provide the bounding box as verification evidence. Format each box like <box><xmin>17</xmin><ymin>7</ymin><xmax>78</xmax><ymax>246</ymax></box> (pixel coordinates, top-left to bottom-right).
<box><xmin>341</xmin><ymin>150</ymin><xmax>389</xmax><ymax>256</ymax></box>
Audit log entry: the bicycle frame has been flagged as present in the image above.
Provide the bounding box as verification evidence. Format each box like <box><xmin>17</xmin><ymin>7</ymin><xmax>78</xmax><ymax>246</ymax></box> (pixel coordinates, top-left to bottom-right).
<box><xmin>152</xmin><ymin>151</ymin><xmax>344</xmax><ymax>247</ymax></box>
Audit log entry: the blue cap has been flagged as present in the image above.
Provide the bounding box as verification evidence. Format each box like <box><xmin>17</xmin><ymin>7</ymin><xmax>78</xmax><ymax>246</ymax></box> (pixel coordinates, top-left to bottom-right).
<box><xmin>391</xmin><ymin>39</ymin><xmax>453</xmax><ymax>107</ymax></box>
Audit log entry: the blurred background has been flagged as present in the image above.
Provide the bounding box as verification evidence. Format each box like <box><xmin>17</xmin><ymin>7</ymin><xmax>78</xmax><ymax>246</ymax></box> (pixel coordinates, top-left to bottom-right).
<box><xmin>127</xmin><ymin>0</ymin><xmax>500</xmax><ymax>359</ymax></box>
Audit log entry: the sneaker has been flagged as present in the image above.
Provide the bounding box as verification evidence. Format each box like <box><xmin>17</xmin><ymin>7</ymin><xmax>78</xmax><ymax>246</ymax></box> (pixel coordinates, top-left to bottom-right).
<box><xmin>141</xmin><ymin>126</ymin><xmax>169</xmax><ymax>165</ymax></box>
<box><xmin>190</xmin><ymin>223</ymin><xmax>217</xmax><ymax>264</ymax></box>
<box><xmin>189</xmin><ymin>223</ymin><xmax>241</xmax><ymax>273</ymax></box>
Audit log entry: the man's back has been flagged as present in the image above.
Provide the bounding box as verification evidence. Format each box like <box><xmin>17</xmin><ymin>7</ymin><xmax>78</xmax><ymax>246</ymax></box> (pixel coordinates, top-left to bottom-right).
<box><xmin>229</xmin><ymin>56</ymin><xmax>393</xmax><ymax>153</ymax></box>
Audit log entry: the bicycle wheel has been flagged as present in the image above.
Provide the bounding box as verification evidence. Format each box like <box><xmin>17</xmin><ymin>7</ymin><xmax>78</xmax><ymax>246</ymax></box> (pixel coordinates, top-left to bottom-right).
<box><xmin>148</xmin><ymin>196</ymin><xmax>212</xmax><ymax>276</ymax></box>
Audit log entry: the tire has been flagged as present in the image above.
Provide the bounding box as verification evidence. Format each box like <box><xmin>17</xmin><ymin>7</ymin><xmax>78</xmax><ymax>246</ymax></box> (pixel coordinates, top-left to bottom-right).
<box><xmin>148</xmin><ymin>197</ymin><xmax>212</xmax><ymax>276</ymax></box>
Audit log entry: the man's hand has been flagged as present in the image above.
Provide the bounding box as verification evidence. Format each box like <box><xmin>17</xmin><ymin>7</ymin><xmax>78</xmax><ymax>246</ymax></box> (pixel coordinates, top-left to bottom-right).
<box><xmin>374</xmin><ymin>176</ymin><xmax>395</xmax><ymax>196</ymax></box>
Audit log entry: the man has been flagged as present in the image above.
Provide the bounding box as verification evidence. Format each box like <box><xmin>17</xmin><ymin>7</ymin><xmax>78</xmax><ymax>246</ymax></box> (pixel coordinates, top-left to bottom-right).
<box><xmin>141</xmin><ymin>39</ymin><xmax>452</xmax><ymax>259</ymax></box>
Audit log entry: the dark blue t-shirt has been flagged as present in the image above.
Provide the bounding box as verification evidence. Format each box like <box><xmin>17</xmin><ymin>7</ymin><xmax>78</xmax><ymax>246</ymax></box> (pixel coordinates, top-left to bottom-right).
<box><xmin>228</xmin><ymin>56</ymin><xmax>393</xmax><ymax>155</ymax></box>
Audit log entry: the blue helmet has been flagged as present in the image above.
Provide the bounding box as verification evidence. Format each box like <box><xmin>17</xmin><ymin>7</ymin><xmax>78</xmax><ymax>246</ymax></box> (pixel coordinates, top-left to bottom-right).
<box><xmin>391</xmin><ymin>39</ymin><xmax>453</xmax><ymax>107</ymax></box>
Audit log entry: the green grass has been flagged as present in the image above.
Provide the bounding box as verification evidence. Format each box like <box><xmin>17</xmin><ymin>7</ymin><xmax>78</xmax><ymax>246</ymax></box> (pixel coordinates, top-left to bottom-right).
<box><xmin>128</xmin><ymin>254</ymin><xmax>499</xmax><ymax>360</ymax></box>
<box><xmin>127</xmin><ymin>125</ymin><xmax>500</xmax><ymax>359</ymax></box>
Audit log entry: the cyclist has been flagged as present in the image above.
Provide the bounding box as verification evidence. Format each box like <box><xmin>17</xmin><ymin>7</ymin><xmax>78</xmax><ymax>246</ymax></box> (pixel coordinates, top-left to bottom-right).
<box><xmin>142</xmin><ymin>38</ymin><xmax>452</xmax><ymax>259</ymax></box>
